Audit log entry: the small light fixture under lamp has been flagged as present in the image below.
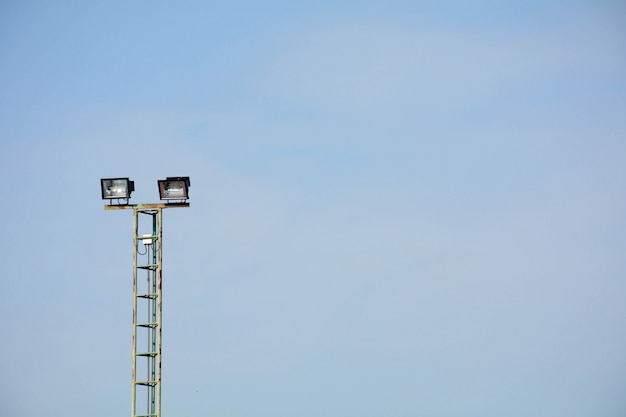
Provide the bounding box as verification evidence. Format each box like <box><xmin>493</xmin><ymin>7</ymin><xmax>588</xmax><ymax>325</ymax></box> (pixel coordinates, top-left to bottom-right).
<box><xmin>101</xmin><ymin>177</ymin><xmax>134</xmax><ymax>202</ymax></box>
<box><xmin>158</xmin><ymin>177</ymin><xmax>191</xmax><ymax>201</ymax></box>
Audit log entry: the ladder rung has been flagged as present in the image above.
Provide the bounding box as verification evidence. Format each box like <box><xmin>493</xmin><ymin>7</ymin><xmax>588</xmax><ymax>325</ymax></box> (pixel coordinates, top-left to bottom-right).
<box><xmin>137</xmin><ymin>293</ymin><xmax>159</xmax><ymax>299</ymax></box>
<box><xmin>136</xmin><ymin>380</ymin><xmax>158</xmax><ymax>386</ymax></box>
<box><xmin>136</xmin><ymin>322</ymin><xmax>158</xmax><ymax>328</ymax></box>
<box><xmin>137</xmin><ymin>264</ymin><xmax>158</xmax><ymax>269</ymax></box>
<box><xmin>136</xmin><ymin>351</ymin><xmax>158</xmax><ymax>356</ymax></box>
<box><xmin>135</xmin><ymin>414</ymin><xmax>157</xmax><ymax>417</ymax></box>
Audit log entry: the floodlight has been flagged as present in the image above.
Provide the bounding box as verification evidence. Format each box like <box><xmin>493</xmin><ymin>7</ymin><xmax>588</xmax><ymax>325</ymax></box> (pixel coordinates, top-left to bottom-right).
<box><xmin>158</xmin><ymin>177</ymin><xmax>190</xmax><ymax>201</ymax></box>
<box><xmin>101</xmin><ymin>178</ymin><xmax>134</xmax><ymax>201</ymax></box>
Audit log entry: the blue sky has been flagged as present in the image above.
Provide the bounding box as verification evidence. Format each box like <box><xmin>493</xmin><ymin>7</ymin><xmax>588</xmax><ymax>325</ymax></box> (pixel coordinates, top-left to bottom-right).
<box><xmin>1</xmin><ymin>1</ymin><xmax>626</xmax><ymax>416</ymax></box>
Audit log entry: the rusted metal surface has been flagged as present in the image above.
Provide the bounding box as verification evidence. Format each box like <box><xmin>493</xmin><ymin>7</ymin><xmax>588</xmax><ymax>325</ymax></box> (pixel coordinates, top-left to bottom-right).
<box><xmin>132</xmin><ymin>208</ymin><xmax>138</xmax><ymax>417</ymax></box>
<box><xmin>105</xmin><ymin>201</ymin><xmax>188</xmax><ymax>417</ymax></box>
<box><xmin>131</xmin><ymin>207</ymin><xmax>163</xmax><ymax>417</ymax></box>
<box><xmin>157</xmin><ymin>208</ymin><xmax>163</xmax><ymax>416</ymax></box>
<box><xmin>104</xmin><ymin>203</ymin><xmax>189</xmax><ymax>210</ymax></box>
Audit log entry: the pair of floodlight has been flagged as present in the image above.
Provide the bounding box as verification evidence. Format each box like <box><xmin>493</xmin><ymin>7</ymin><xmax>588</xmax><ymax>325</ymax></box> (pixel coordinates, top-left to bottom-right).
<box><xmin>101</xmin><ymin>177</ymin><xmax>191</xmax><ymax>204</ymax></box>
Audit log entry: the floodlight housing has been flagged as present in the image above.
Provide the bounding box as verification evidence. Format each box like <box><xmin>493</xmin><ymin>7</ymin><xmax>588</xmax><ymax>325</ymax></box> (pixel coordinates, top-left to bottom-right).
<box><xmin>158</xmin><ymin>177</ymin><xmax>191</xmax><ymax>201</ymax></box>
<box><xmin>101</xmin><ymin>178</ymin><xmax>135</xmax><ymax>202</ymax></box>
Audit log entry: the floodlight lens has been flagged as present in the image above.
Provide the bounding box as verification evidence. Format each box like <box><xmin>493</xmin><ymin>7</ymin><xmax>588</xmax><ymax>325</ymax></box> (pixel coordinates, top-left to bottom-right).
<box><xmin>158</xmin><ymin>177</ymin><xmax>190</xmax><ymax>200</ymax></box>
<box><xmin>101</xmin><ymin>178</ymin><xmax>134</xmax><ymax>200</ymax></box>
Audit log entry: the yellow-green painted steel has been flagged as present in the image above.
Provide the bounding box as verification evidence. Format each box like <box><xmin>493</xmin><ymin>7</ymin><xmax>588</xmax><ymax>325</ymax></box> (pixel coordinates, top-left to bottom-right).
<box><xmin>105</xmin><ymin>202</ymin><xmax>189</xmax><ymax>417</ymax></box>
<box><xmin>132</xmin><ymin>207</ymin><xmax>162</xmax><ymax>417</ymax></box>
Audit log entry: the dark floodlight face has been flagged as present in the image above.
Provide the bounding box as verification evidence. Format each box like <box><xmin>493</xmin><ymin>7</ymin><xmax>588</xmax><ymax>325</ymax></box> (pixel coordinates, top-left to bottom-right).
<box><xmin>101</xmin><ymin>178</ymin><xmax>135</xmax><ymax>201</ymax></box>
<box><xmin>158</xmin><ymin>177</ymin><xmax>190</xmax><ymax>201</ymax></box>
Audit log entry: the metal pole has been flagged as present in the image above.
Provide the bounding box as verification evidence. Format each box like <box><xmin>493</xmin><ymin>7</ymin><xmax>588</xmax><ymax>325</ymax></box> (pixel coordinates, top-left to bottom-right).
<box><xmin>104</xmin><ymin>202</ymin><xmax>188</xmax><ymax>417</ymax></box>
<box><xmin>148</xmin><ymin>222</ymin><xmax>154</xmax><ymax>415</ymax></box>
<box><xmin>131</xmin><ymin>208</ymin><xmax>138</xmax><ymax>417</ymax></box>
<box><xmin>130</xmin><ymin>209</ymin><xmax>163</xmax><ymax>417</ymax></box>
<box><xmin>149</xmin><ymin>213</ymin><xmax>155</xmax><ymax>415</ymax></box>
<box><xmin>157</xmin><ymin>208</ymin><xmax>163</xmax><ymax>417</ymax></box>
